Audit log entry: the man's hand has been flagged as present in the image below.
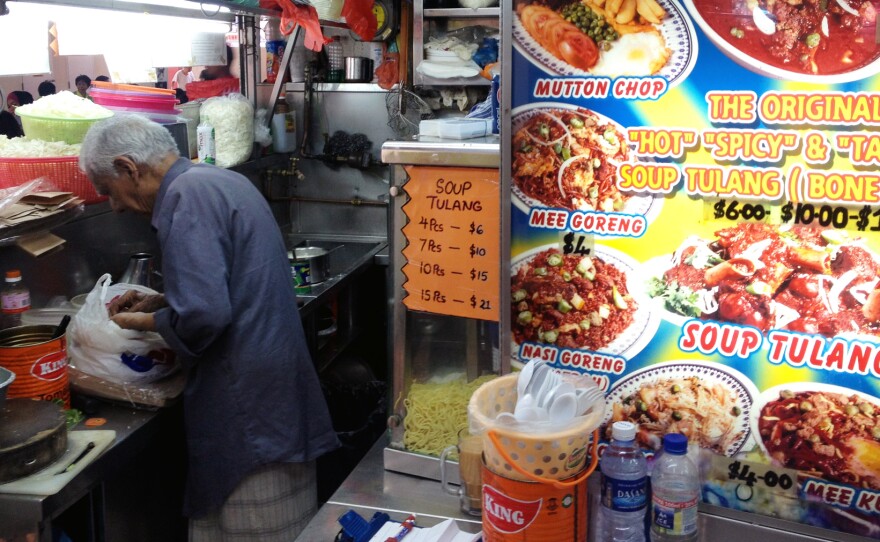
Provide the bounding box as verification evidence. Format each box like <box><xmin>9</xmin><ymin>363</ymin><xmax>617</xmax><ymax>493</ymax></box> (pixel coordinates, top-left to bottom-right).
<box><xmin>111</xmin><ymin>311</ymin><xmax>157</xmax><ymax>332</ymax></box>
<box><xmin>108</xmin><ymin>291</ymin><xmax>167</xmax><ymax>316</ymax></box>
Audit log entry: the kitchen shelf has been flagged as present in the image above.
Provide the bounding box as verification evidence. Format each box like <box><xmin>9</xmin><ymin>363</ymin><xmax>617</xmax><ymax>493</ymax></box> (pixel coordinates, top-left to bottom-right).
<box><xmin>285</xmin><ymin>82</ymin><xmax>395</xmax><ymax>93</ymax></box>
<box><xmin>414</xmin><ymin>0</ymin><xmax>500</xmax><ymax>86</ymax></box>
<box><xmin>182</xmin><ymin>0</ymin><xmax>352</xmax><ymax>27</ymax></box>
<box><xmin>414</xmin><ymin>74</ymin><xmax>489</xmax><ymax>87</ymax></box>
<box><xmin>423</xmin><ymin>7</ymin><xmax>499</xmax><ymax>17</ymax></box>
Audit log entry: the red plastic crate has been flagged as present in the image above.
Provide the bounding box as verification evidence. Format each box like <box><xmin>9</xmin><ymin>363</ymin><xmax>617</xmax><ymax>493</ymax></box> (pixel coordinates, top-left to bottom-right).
<box><xmin>0</xmin><ymin>156</ymin><xmax>106</xmax><ymax>204</ymax></box>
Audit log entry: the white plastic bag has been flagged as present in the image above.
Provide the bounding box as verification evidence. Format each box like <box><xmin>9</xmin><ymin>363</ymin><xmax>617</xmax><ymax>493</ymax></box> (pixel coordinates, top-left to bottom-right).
<box><xmin>68</xmin><ymin>274</ymin><xmax>178</xmax><ymax>385</ymax></box>
<box><xmin>199</xmin><ymin>93</ymin><xmax>254</xmax><ymax>168</ymax></box>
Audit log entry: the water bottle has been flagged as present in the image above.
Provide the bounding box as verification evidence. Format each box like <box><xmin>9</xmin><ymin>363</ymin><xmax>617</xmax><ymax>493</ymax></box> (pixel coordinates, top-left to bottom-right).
<box><xmin>650</xmin><ymin>433</ymin><xmax>699</xmax><ymax>542</ymax></box>
<box><xmin>1</xmin><ymin>269</ymin><xmax>31</xmax><ymax>330</ymax></box>
<box><xmin>599</xmin><ymin>421</ymin><xmax>648</xmax><ymax>542</ymax></box>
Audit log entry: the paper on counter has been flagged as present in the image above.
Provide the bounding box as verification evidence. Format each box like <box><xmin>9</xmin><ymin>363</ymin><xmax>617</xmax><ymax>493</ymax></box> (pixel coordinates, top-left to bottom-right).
<box><xmin>368</xmin><ymin>518</ymin><xmax>481</xmax><ymax>542</ymax></box>
<box><xmin>17</xmin><ymin>232</ymin><xmax>66</xmax><ymax>256</ymax></box>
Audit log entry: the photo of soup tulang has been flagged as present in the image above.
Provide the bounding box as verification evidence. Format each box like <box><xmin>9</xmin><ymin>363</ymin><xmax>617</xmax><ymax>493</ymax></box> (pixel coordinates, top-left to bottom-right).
<box><xmin>687</xmin><ymin>0</ymin><xmax>880</xmax><ymax>78</ymax></box>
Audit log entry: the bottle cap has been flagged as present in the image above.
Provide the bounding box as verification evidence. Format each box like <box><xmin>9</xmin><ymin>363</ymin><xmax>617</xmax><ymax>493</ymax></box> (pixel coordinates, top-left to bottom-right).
<box><xmin>611</xmin><ymin>421</ymin><xmax>636</xmax><ymax>441</ymax></box>
<box><xmin>663</xmin><ymin>433</ymin><xmax>688</xmax><ymax>454</ymax></box>
<box><xmin>5</xmin><ymin>270</ymin><xmax>21</xmax><ymax>282</ymax></box>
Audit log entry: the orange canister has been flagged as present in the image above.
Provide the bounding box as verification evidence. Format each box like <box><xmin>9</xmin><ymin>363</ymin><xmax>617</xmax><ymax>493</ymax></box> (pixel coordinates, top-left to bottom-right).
<box><xmin>481</xmin><ymin>463</ymin><xmax>589</xmax><ymax>542</ymax></box>
<box><xmin>0</xmin><ymin>325</ymin><xmax>69</xmax><ymax>407</ymax></box>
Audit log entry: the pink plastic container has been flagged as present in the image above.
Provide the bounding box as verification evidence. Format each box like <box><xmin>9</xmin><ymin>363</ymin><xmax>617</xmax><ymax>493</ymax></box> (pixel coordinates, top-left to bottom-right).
<box><xmin>90</xmin><ymin>89</ymin><xmax>178</xmax><ymax>112</ymax></box>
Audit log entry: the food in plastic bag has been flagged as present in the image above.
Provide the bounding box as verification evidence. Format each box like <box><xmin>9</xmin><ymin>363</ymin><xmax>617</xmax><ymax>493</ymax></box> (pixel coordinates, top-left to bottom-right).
<box><xmin>67</xmin><ymin>274</ymin><xmax>177</xmax><ymax>385</ymax></box>
<box><xmin>199</xmin><ymin>93</ymin><xmax>254</xmax><ymax>168</ymax></box>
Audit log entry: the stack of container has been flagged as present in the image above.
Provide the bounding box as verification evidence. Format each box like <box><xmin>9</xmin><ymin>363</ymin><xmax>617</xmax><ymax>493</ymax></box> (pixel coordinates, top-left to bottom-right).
<box><xmin>90</xmin><ymin>82</ymin><xmax>189</xmax><ymax>158</ymax></box>
<box><xmin>89</xmin><ymin>82</ymin><xmax>180</xmax><ymax>122</ymax></box>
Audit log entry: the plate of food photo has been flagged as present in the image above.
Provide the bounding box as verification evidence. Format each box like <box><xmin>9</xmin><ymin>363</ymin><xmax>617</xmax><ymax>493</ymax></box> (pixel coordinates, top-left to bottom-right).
<box><xmin>511</xmin><ymin>103</ymin><xmax>664</xmax><ymax>221</ymax></box>
<box><xmin>683</xmin><ymin>0</ymin><xmax>880</xmax><ymax>83</ymax></box>
<box><xmin>604</xmin><ymin>359</ymin><xmax>759</xmax><ymax>456</ymax></box>
<box><xmin>645</xmin><ymin>222</ymin><xmax>880</xmax><ymax>340</ymax></box>
<box><xmin>510</xmin><ymin>243</ymin><xmax>659</xmax><ymax>360</ymax></box>
<box><xmin>513</xmin><ymin>0</ymin><xmax>697</xmax><ymax>84</ymax></box>
<box><xmin>751</xmin><ymin>382</ymin><xmax>880</xmax><ymax>490</ymax></box>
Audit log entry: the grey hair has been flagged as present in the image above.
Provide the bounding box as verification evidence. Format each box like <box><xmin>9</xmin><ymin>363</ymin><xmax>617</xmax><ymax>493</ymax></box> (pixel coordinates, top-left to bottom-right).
<box><xmin>79</xmin><ymin>114</ymin><xmax>179</xmax><ymax>179</ymax></box>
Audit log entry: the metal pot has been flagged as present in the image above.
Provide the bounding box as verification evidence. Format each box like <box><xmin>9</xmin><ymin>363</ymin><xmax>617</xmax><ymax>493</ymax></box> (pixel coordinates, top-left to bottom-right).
<box><xmin>344</xmin><ymin>57</ymin><xmax>374</xmax><ymax>82</ymax></box>
<box><xmin>291</xmin><ymin>246</ymin><xmax>330</xmax><ymax>285</ymax></box>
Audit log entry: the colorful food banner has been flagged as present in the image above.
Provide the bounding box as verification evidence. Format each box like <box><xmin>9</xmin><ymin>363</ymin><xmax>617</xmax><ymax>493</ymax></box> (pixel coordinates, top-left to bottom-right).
<box><xmin>403</xmin><ymin>166</ymin><xmax>501</xmax><ymax>321</ymax></box>
<box><xmin>508</xmin><ymin>0</ymin><xmax>880</xmax><ymax>536</ymax></box>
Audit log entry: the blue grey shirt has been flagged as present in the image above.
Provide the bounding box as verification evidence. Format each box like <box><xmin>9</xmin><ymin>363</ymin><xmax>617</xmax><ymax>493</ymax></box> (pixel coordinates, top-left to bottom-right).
<box><xmin>151</xmin><ymin>158</ymin><xmax>339</xmax><ymax>517</ymax></box>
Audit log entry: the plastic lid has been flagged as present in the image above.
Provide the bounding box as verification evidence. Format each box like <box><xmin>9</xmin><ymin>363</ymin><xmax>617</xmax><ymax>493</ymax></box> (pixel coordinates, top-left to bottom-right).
<box><xmin>611</xmin><ymin>421</ymin><xmax>637</xmax><ymax>441</ymax></box>
<box><xmin>5</xmin><ymin>270</ymin><xmax>21</xmax><ymax>282</ymax></box>
<box><xmin>663</xmin><ymin>433</ymin><xmax>688</xmax><ymax>454</ymax></box>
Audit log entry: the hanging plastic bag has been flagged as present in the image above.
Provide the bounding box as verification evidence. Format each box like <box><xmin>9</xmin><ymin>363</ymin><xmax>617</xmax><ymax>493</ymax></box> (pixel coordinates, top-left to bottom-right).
<box><xmin>68</xmin><ymin>274</ymin><xmax>177</xmax><ymax>385</ymax></box>
<box><xmin>260</xmin><ymin>0</ymin><xmax>330</xmax><ymax>52</ymax></box>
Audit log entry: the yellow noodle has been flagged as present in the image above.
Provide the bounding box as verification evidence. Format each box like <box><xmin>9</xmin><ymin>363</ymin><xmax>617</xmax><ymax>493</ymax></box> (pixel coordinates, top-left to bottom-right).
<box><xmin>403</xmin><ymin>374</ymin><xmax>496</xmax><ymax>457</ymax></box>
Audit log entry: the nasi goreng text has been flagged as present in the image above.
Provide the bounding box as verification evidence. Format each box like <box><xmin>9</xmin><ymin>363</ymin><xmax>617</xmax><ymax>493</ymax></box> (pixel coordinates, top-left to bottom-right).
<box><xmin>649</xmin><ymin>222</ymin><xmax>880</xmax><ymax>338</ymax></box>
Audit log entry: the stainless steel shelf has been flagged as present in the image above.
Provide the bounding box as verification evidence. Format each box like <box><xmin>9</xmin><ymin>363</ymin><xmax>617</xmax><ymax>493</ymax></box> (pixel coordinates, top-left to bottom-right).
<box><xmin>285</xmin><ymin>82</ymin><xmax>394</xmax><ymax>93</ymax></box>
<box><xmin>413</xmin><ymin>72</ymin><xmax>490</xmax><ymax>87</ymax></box>
<box><xmin>424</xmin><ymin>7</ymin><xmax>500</xmax><ymax>17</ymax></box>
<box><xmin>381</xmin><ymin>136</ymin><xmax>500</xmax><ymax>168</ymax></box>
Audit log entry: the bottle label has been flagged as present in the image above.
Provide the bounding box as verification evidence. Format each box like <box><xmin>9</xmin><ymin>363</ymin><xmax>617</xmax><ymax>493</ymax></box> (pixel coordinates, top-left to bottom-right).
<box><xmin>601</xmin><ymin>475</ymin><xmax>647</xmax><ymax>512</ymax></box>
<box><xmin>2</xmin><ymin>292</ymin><xmax>30</xmax><ymax>314</ymax></box>
<box><xmin>651</xmin><ymin>494</ymin><xmax>698</xmax><ymax>536</ymax></box>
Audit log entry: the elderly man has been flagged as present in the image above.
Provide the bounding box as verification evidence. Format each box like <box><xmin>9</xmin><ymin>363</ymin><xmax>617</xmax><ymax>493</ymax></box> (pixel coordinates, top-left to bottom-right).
<box><xmin>79</xmin><ymin>114</ymin><xmax>338</xmax><ymax>541</ymax></box>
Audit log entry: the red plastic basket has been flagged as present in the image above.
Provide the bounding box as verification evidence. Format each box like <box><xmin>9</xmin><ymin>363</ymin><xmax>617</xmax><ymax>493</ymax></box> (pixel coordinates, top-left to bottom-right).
<box><xmin>0</xmin><ymin>157</ymin><xmax>106</xmax><ymax>204</ymax></box>
<box><xmin>186</xmin><ymin>78</ymin><xmax>241</xmax><ymax>100</ymax></box>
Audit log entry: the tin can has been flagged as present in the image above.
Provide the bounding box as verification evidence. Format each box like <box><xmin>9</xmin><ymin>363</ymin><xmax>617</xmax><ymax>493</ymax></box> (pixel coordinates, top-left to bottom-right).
<box><xmin>0</xmin><ymin>325</ymin><xmax>69</xmax><ymax>407</ymax></box>
<box><xmin>291</xmin><ymin>260</ymin><xmax>312</xmax><ymax>294</ymax></box>
<box><xmin>481</xmin><ymin>464</ymin><xmax>589</xmax><ymax>542</ymax></box>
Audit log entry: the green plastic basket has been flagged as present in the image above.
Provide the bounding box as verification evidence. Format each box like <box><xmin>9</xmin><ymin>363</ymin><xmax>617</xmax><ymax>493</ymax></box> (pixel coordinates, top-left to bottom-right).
<box><xmin>16</xmin><ymin>111</ymin><xmax>113</xmax><ymax>144</ymax></box>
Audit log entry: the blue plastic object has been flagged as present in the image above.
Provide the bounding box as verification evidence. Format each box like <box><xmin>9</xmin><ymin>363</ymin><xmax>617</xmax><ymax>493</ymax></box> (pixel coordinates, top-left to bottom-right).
<box><xmin>337</xmin><ymin>509</ymin><xmax>391</xmax><ymax>542</ymax></box>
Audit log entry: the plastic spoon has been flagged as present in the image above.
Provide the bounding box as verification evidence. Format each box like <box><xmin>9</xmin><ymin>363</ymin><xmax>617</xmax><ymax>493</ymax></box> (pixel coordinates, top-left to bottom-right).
<box><xmin>548</xmin><ymin>390</ymin><xmax>578</xmax><ymax>424</ymax></box>
<box><xmin>513</xmin><ymin>393</ymin><xmax>547</xmax><ymax>422</ymax></box>
<box><xmin>535</xmin><ymin>369</ymin><xmax>562</xmax><ymax>409</ymax></box>
<box><xmin>516</xmin><ymin>359</ymin><xmax>542</xmax><ymax>398</ymax></box>
<box><xmin>543</xmin><ymin>381</ymin><xmax>574</xmax><ymax>413</ymax></box>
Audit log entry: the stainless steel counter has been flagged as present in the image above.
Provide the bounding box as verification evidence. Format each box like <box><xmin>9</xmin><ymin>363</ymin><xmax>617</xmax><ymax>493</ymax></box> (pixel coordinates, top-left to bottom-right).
<box><xmin>298</xmin><ymin>437</ymin><xmax>874</xmax><ymax>542</ymax></box>
<box><xmin>295</xmin><ymin>437</ymin><xmax>482</xmax><ymax>541</ymax></box>
<box><xmin>286</xmin><ymin>233</ymin><xmax>387</xmax><ymax>318</ymax></box>
<box><xmin>381</xmin><ymin>136</ymin><xmax>500</xmax><ymax>169</ymax></box>
<box><xmin>0</xmin><ymin>403</ymin><xmax>179</xmax><ymax>541</ymax></box>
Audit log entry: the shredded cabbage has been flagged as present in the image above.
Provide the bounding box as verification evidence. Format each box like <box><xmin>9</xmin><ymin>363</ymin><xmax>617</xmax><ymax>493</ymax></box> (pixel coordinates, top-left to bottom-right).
<box><xmin>199</xmin><ymin>94</ymin><xmax>254</xmax><ymax>168</ymax></box>
<box><xmin>16</xmin><ymin>91</ymin><xmax>112</xmax><ymax>120</ymax></box>
<box><xmin>0</xmin><ymin>137</ymin><xmax>81</xmax><ymax>158</ymax></box>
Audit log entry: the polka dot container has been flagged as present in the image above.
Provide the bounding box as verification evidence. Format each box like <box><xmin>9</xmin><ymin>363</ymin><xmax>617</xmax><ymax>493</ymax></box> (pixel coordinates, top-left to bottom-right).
<box><xmin>468</xmin><ymin>373</ymin><xmax>600</xmax><ymax>482</ymax></box>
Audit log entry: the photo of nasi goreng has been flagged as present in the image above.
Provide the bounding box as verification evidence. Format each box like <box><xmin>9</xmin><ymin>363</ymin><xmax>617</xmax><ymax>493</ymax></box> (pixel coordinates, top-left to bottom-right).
<box><xmin>648</xmin><ymin>222</ymin><xmax>880</xmax><ymax>338</ymax></box>
<box><xmin>608</xmin><ymin>374</ymin><xmax>748</xmax><ymax>455</ymax></box>
<box><xmin>511</xmin><ymin>247</ymin><xmax>638</xmax><ymax>350</ymax></box>
<box><xmin>757</xmin><ymin>386</ymin><xmax>880</xmax><ymax>490</ymax></box>
<box><xmin>515</xmin><ymin>0</ymin><xmax>672</xmax><ymax>76</ymax></box>
<box><xmin>512</xmin><ymin>106</ymin><xmax>631</xmax><ymax>211</ymax></box>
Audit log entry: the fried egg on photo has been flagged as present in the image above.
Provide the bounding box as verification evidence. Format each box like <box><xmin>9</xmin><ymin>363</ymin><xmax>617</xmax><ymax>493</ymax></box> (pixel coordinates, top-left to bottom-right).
<box><xmin>591</xmin><ymin>28</ymin><xmax>671</xmax><ymax>76</ymax></box>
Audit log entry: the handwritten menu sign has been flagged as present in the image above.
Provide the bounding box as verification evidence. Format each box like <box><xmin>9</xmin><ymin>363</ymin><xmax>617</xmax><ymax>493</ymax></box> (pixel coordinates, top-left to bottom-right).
<box><xmin>401</xmin><ymin>166</ymin><xmax>499</xmax><ymax>321</ymax></box>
